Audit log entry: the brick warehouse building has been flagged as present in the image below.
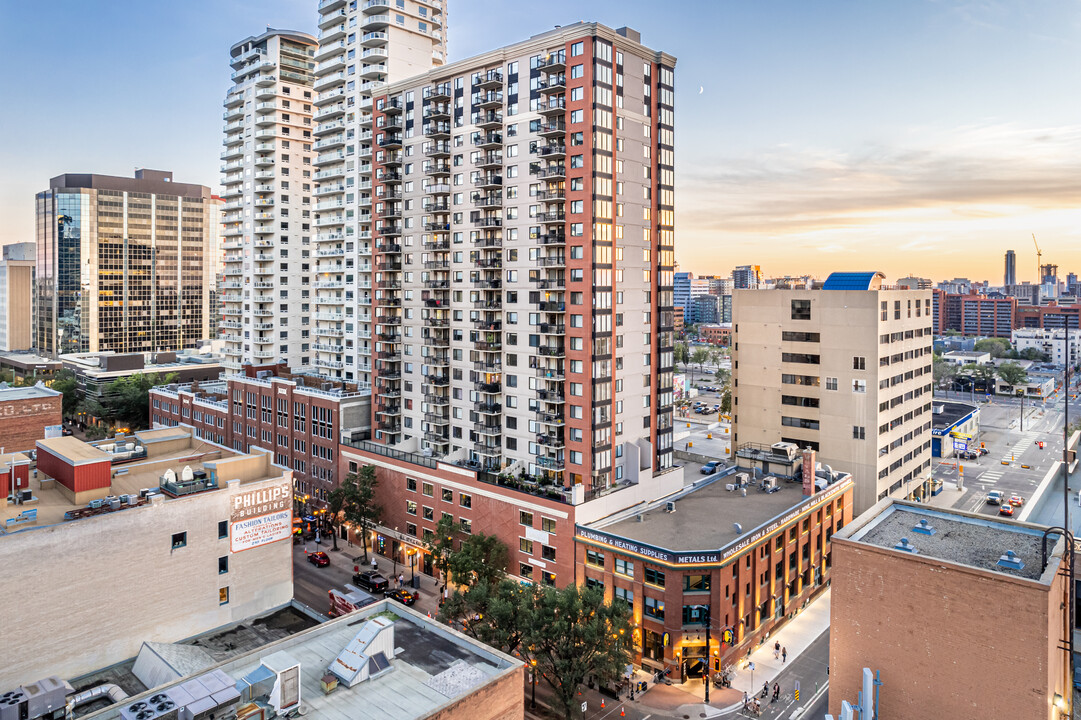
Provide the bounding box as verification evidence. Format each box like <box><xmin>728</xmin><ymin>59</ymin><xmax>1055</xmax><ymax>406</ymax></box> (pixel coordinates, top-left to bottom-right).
<box><xmin>150</xmin><ymin>364</ymin><xmax>370</xmax><ymax>506</ymax></box>
<box><xmin>576</xmin><ymin>470</ymin><xmax>853</xmax><ymax>680</ymax></box>
<box><xmin>338</xmin><ymin>440</ymin><xmax>685</xmax><ymax>590</ymax></box>
<box><xmin>0</xmin><ymin>384</ymin><xmax>63</xmax><ymax>454</ymax></box>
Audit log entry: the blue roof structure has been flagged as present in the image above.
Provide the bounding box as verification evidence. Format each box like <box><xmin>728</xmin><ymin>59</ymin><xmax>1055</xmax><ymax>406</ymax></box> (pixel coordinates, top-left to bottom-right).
<box><xmin>822</xmin><ymin>271</ymin><xmax>886</xmax><ymax>291</ymax></box>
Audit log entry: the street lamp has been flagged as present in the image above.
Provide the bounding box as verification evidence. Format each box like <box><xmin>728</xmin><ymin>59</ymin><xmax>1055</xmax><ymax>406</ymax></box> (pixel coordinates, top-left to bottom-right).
<box><xmin>530</xmin><ymin>659</ymin><xmax>537</xmax><ymax>709</ymax></box>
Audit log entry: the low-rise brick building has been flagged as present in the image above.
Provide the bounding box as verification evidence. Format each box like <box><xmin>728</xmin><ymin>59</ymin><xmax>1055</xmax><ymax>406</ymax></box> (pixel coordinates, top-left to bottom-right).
<box><xmin>150</xmin><ymin>364</ymin><xmax>371</xmax><ymax>507</ymax></box>
<box><xmin>576</xmin><ymin>467</ymin><xmax>854</xmax><ymax>680</ymax></box>
<box><xmin>830</xmin><ymin>501</ymin><xmax>1071</xmax><ymax>720</ymax></box>
<box><xmin>0</xmin><ymin>383</ymin><xmax>62</xmax><ymax>453</ymax></box>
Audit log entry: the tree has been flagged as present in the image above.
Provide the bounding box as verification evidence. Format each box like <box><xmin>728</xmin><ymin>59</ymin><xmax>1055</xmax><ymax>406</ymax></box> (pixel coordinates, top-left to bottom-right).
<box><xmin>932</xmin><ymin>356</ymin><xmax>958</xmax><ymax>393</ymax></box>
<box><xmin>426</xmin><ymin>515</ymin><xmax>459</xmax><ymax>592</ymax></box>
<box><xmin>93</xmin><ymin>371</ymin><xmax>178</xmax><ymax>429</ymax></box>
<box><xmin>340</xmin><ymin>464</ymin><xmax>382</xmax><ymax>561</ymax></box>
<box><xmin>528</xmin><ymin>585</ymin><xmax>632</xmax><ymax>720</ymax></box>
<box><xmin>959</xmin><ymin>362</ymin><xmax>996</xmax><ymax>394</ymax></box>
<box><xmin>325</xmin><ymin>483</ymin><xmax>348</xmax><ymax>552</ymax></box>
<box><xmin>974</xmin><ymin>337</ymin><xmax>1011</xmax><ymax>358</ymax></box>
<box><xmin>997</xmin><ymin>362</ymin><xmax>1029</xmax><ymax>395</ymax></box>
<box><xmin>440</xmin><ymin>581</ymin><xmax>632</xmax><ymax>720</ymax></box>
<box><xmin>448</xmin><ymin>532</ymin><xmax>509</xmax><ymax>587</ymax></box>
<box><xmin>673</xmin><ymin>342</ymin><xmax>689</xmax><ymax>371</ymax></box>
<box><xmin>50</xmin><ymin>370</ymin><xmax>80</xmax><ymax>419</ymax></box>
<box><xmin>1018</xmin><ymin>347</ymin><xmax>1051</xmax><ymax>362</ymax></box>
<box><xmin>689</xmin><ymin>346</ymin><xmax>710</xmax><ymax>385</ymax></box>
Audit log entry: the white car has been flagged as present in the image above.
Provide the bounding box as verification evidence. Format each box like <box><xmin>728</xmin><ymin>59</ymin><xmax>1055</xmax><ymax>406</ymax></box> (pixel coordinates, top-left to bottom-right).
<box><xmin>986</xmin><ymin>490</ymin><xmax>1004</xmax><ymax>505</ymax></box>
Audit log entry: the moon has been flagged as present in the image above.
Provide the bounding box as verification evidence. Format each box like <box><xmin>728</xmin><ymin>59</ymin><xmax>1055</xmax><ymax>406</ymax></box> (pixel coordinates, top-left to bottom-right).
<box><xmin>699</xmin><ymin>86</ymin><xmax>704</xmax><ymax>94</ymax></box>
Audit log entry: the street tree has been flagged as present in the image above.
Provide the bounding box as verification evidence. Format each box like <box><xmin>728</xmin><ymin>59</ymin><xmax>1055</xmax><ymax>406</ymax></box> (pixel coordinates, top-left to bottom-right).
<box><xmin>690</xmin><ymin>346</ymin><xmax>711</xmax><ymax>385</ymax></box>
<box><xmin>997</xmin><ymin>362</ymin><xmax>1029</xmax><ymax>396</ymax></box>
<box><xmin>426</xmin><ymin>515</ymin><xmax>459</xmax><ymax>592</ymax></box>
<box><xmin>960</xmin><ymin>363</ymin><xmax>996</xmax><ymax>394</ymax></box>
<box><xmin>90</xmin><ymin>371</ymin><xmax>178</xmax><ymax>430</ymax></box>
<box><xmin>340</xmin><ymin>464</ymin><xmax>382</xmax><ymax>561</ymax></box>
<box><xmin>325</xmin><ymin>483</ymin><xmax>348</xmax><ymax>552</ymax></box>
<box><xmin>720</xmin><ymin>384</ymin><xmax>732</xmax><ymax>414</ymax></box>
<box><xmin>932</xmin><ymin>356</ymin><xmax>958</xmax><ymax>393</ymax></box>
<box><xmin>974</xmin><ymin>337</ymin><xmax>1011</xmax><ymax>358</ymax></box>
<box><xmin>674</xmin><ymin>342</ymin><xmax>689</xmax><ymax>371</ymax></box>
<box><xmin>440</xmin><ymin>578</ymin><xmax>537</xmax><ymax>655</ymax></box>
<box><xmin>50</xmin><ymin>370</ymin><xmax>80</xmax><ymax>419</ymax></box>
<box><xmin>448</xmin><ymin>531</ymin><xmax>509</xmax><ymax>587</ymax></box>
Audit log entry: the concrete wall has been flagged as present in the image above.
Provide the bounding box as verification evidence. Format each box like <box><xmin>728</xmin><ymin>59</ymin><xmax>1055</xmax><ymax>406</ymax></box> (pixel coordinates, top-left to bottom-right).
<box><xmin>0</xmin><ymin>474</ymin><xmax>293</xmax><ymax>689</ymax></box>
<box><xmin>829</xmin><ymin>539</ymin><xmax>1067</xmax><ymax>720</ymax></box>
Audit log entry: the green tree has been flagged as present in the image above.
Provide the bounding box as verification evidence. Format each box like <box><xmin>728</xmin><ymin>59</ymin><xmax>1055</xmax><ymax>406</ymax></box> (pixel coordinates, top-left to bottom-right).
<box><xmin>974</xmin><ymin>337</ymin><xmax>1011</xmax><ymax>358</ymax></box>
<box><xmin>960</xmin><ymin>363</ymin><xmax>996</xmax><ymax>393</ymax></box>
<box><xmin>690</xmin><ymin>346</ymin><xmax>710</xmax><ymax>385</ymax></box>
<box><xmin>93</xmin><ymin>371</ymin><xmax>178</xmax><ymax>429</ymax></box>
<box><xmin>426</xmin><ymin>515</ymin><xmax>459</xmax><ymax>592</ymax></box>
<box><xmin>933</xmin><ymin>357</ymin><xmax>958</xmax><ymax>392</ymax></box>
<box><xmin>720</xmin><ymin>384</ymin><xmax>732</xmax><ymax>414</ymax></box>
<box><xmin>673</xmin><ymin>342</ymin><xmax>689</xmax><ymax>371</ymax></box>
<box><xmin>325</xmin><ymin>483</ymin><xmax>348</xmax><ymax>552</ymax></box>
<box><xmin>85</xmin><ymin>424</ymin><xmax>109</xmax><ymax>441</ymax></box>
<box><xmin>341</xmin><ymin>464</ymin><xmax>382</xmax><ymax>561</ymax></box>
<box><xmin>997</xmin><ymin>362</ymin><xmax>1029</xmax><ymax>395</ymax></box>
<box><xmin>50</xmin><ymin>369</ymin><xmax>80</xmax><ymax>419</ymax></box>
<box><xmin>448</xmin><ymin>532</ymin><xmax>509</xmax><ymax>587</ymax></box>
<box><xmin>441</xmin><ymin>578</ymin><xmax>537</xmax><ymax>655</ymax></box>
<box><xmin>1019</xmin><ymin>347</ymin><xmax>1051</xmax><ymax>362</ymax></box>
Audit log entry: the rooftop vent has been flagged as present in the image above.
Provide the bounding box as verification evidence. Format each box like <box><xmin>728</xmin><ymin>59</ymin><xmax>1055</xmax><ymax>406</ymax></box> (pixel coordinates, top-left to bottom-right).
<box><xmin>912</xmin><ymin>519</ymin><xmax>936</xmax><ymax>536</ymax></box>
<box><xmin>997</xmin><ymin>550</ymin><xmax>1025</xmax><ymax>570</ymax></box>
<box><xmin>665</xmin><ymin>501</ymin><xmax>676</xmax><ymax>513</ymax></box>
<box><xmin>894</xmin><ymin>537</ymin><xmax>918</xmax><ymax>553</ymax></box>
<box><xmin>734</xmin><ymin>522</ymin><xmax>743</xmax><ymax>535</ymax></box>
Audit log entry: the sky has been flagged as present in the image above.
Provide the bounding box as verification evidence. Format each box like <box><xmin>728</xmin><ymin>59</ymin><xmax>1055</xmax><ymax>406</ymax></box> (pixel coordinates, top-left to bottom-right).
<box><xmin>1</xmin><ymin>0</ymin><xmax>1078</xmax><ymax>283</ymax></box>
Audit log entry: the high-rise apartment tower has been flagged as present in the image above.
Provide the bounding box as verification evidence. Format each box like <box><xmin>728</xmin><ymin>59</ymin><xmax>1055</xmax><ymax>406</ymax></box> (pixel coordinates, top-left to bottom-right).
<box><xmin>366</xmin><ymin>22</ymin><xmax>676</xmax><ymax>493</ymax></box>
<box><xmin>35</xmin><ymin>171</ymin><xmax>222</xmax><ymax>357</ymax></box>
<box><xmin>220</xmin><ymin>30</ymin><xmax>318</xmax><ymax>371</ymax></box>
<box><xmin>311</xmin><ymin>0</ymin><xmax>448</xmax><ymax>384</ymax></box>
<box><xmin>1004</xmin><ymin>249</ymin><xmax>1016</xmax><ymax>287</ymax></box>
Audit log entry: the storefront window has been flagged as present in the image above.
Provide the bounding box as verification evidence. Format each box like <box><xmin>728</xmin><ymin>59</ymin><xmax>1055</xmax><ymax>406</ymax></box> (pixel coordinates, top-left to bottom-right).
<box><xmin>520</xmin><ymin>562</ymin><xmax>534</xmax><ymax>580</ymax></box>
<box><xmin>644</xmin><ymin>630</ymin><xmax>664</xmax><ymax>661</ymax></box>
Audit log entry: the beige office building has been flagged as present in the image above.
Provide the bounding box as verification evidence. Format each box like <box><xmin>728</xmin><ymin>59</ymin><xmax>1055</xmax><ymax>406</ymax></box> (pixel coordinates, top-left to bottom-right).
<box><xmin>732</xmin><ymin>272</ymin><xmax>934</xmax><ymax>513</ymax></box>
<box><xmin>220</xmin><ymin>30</ymin><xmax>319</xmax><ymax>371</ymax></box>
<box><xmin>0</xmin><ymin>243</ymin><xmax>35</xmax><ymax>351</ymax></box>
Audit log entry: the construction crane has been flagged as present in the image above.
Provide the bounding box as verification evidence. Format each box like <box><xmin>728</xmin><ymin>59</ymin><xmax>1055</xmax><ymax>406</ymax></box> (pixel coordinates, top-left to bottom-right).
<box><xmin>1033</xmin><ymin>233</ymin><xmax>1042</xmax><ymax>283</ymax></box>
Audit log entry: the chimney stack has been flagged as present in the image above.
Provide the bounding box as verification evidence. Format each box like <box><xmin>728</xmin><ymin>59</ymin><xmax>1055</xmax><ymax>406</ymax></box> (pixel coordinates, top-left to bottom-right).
<box><xmin>802</xmin><ymin>448</ymin><xmax>817</xmax><ymax>496</ymax></box>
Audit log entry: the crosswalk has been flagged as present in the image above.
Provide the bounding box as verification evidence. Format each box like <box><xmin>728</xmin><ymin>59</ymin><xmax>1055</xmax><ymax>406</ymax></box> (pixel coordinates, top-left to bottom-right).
<box><xmin>975</xmin><ymin>469</ymin><xmax>1003</xmax><ymax>485</ymax></box>
<box><xmin>1001</xmin><ymin>432</ymin><xmax>1039</xmax><ymax>463</ymax></box>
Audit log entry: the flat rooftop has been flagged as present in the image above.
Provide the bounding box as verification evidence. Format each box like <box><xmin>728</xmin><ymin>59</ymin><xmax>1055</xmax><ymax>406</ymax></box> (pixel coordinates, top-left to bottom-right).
<box><xmin>0</xmin><ymin>384</ymin><xmax>62</xmax><ymax>402</ymax></box>
<box><xmin>931</xmin><ymin>401</ymin><xmax>978</xmax><ymax>432</ymax></box>
<box><xmin>38</xmin><ymin>436</ymin><xmax>111</xmax><ymax>463</ymax></box>
<box><xmin>2</xmin><ymin>429</ymin><xmax>266</xmax><ymax>528</ymax></box>
<box><xmin>846</xmin><ymin>504</ymin><xmax>1053</xmax><ymax>582</ymax></box>
<box><xmin>84</xmin><ymin>602</ymin><xmax>521</xmax><ymax>720</ymax></box>
<box><xmin>595</xmin><ymin>474</ymin><xmax>847</xmax><ymax>554</ymax></box>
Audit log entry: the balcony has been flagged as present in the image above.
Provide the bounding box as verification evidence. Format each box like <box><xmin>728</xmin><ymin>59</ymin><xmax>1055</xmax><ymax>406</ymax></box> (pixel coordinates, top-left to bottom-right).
<box><xmin>473</xmin><ymin>444</ymin><xmax>501</xmax><ymax>457</ymax></box>
<box><xmin>425</xmin><ymin>142</ymin><xmax>451</xmax><ymax>158</ymax></box>
<box><xmin>536</xmin><ymin>119</ymin><xmax>566</xmax><ymax>138</ymax></box>
<box><xmin>473</xmin><ymin>216</ymin><xmax>501</xmax><ymax>229</ymax></box>
<box><xmin>474</xmin><ymin>70</ymin><xmax>503</xmax><ymax>90</ymax></box>
<box><xmin>538</xmin><ymin>97</ymin><xmax>566</xmax><ymax>116</ymax></box>
<box><xmin>535</xmin><ymin>411</ymin><xmax>565</xmax><ymax>426</ymax></box>
<box><xmin>538</xmin><ymin>322</ymin><xmax>566</xmax><ymax>335</ymax></box>
<box><xmin>532</xmin><ymin>164</ymin><xmax>566</xmax><ymax>180</ymax></box>
<box><xmin>535</xmin><ymin>143</ymin><xmax>566</xmax><ymax>159</ymax></box>
<box><xmin>473</xmin><ymin>174</ymin><xmax>502</xmax><ymax>189</ymax></box>
<box><xmin>476</xmin><ymin>110</ymin><xmax>503</xmax><ymax>129</ymax></box>
<box><xmin>538</xmin><ymin>345</ymin><xmax>566</xmax><ymax>358</ymax></box>
<box><xmin>536</xmin><ymin>52</ymin><xmax>566</xmax><ymax>72</ymax></box>
<box><xmin>378</xmin><ymin>132</ymin><xmax>403</xmax><ymax>148</ymax></box>
<box><xmin>425</xmin><ymin>83</ymin><xmax>452</xmax><ymax>102</ymax></box>
<box><xmin>473</xmin><ymin>91</ymin><xmax>503</xmax><ymax>109</ymax></box>
<box><xmin>477</xmin><ymin>152</ymin><xmax>502</xmax><ymax>169</ymax></box>
<box><xmin>474</xmin><ymin>423</ymin><xmax>501</xmax><ymax>436</ymax></box>
<box><xmin>424</xmin><ymin>104</ymin><xmax>451</xmax><ymax>121</ymax></box>
<box><xmin>539</xmin><ymin>232</ymin><xmax>567</xmax><ymax>246</ymax></box>
<box><xmin>538</xmin><ymin>388</ymin><xmax>566</xmax><ymax>403</ymax></box>
<box><xmin>473</xmin><ymin>131</ymin><xmax>502</xmax><ymax>149</ymax></box>
<box><xmin>424</xmin><ymin>122</ymin><xmax>451</xmax><ymax>138</ymax></box>
<box><xmin>537</xmin><ymin>74</ymin><xmax>566</xmax><ymax>94</ymax></box>
<box><xmin>474</xmin><ymin>402</ymin><xmax>502</xmax><ymax>415</ymax></box>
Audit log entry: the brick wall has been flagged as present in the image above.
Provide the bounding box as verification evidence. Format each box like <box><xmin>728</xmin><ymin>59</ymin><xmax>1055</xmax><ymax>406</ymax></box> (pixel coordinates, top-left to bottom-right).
<box><xmin>0</xmin><ymin>394</ymin><xmax>61</xmax><ymax>453</ymax></box>
<box><xmin>829</xmin><ymin>540</ymin><xmax>1067</xmax><ymax>720</ymax></box>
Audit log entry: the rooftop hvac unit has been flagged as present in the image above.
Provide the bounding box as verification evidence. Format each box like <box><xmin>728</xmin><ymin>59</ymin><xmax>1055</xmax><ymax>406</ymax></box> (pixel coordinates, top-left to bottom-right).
<box><xmin>256</xmin><ymin>370</ymin><xmax>272</xmax><ymax>379</ymax></box>
<box><xmin>736</xmin><ymin>472</ymin><xmax>749</xmax><ymax>486</ymax></box>
<box><xmin>763</xmin><ymin>477</ymin><xmax>778</xmax><ymax>490</ymax></box>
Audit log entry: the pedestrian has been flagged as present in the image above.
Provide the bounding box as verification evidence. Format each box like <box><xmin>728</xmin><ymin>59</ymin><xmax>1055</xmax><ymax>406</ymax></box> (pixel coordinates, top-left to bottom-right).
<box><xmin>371</xmin><ymin>556</ymin><xmax>377</xmax><ymax>571</ymax></box>
<box><xmin>773</xmin><ymin>641</ymin><xmax>780</xmax><ymax>660</ymax></box>
<box><xmin>772</xmin><ymin>683</ymin><xmax>780</xmax><ymax>703</ymax></box>
<box><xmin>743</xmin><ymin>691</ymin><xmax>749</xmax><ymax>708</ymax></box>
<box><xmin>398</xmin><ymin>573</ymin><xmax>404</xmax><ymax>589</ymax></box>
<box><xmin>782</xmin><ymin>646</ymin><xmax>787</xmax><ymax>663</ymax></box>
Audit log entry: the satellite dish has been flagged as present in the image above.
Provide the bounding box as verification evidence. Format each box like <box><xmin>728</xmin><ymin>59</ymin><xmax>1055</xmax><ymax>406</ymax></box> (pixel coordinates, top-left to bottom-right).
<box><xmin>734</xmin><ymin>523</ymin><xmax>743</xmax><ymax>534</ymax></box>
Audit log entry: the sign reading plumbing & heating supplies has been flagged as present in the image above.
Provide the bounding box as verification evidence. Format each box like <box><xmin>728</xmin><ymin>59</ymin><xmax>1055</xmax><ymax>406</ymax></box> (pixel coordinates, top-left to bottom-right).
<box><xmin>230</xmin><ymin>481</ymin><xmax>292</xmax><ymax>552</ymax></box>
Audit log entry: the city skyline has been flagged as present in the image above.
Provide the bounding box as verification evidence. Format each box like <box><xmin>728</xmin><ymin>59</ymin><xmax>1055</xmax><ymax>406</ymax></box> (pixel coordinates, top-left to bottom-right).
<box><xmin>1</xmin><ymin>0</ymin><xmax>1079</xmax><ymax>281</ymax></box>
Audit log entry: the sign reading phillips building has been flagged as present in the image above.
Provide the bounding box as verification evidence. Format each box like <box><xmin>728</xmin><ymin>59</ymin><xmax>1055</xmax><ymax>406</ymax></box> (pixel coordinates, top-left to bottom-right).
<box><xmin>230</xmin><ymin>481</ymin><xmax>292</xmax><ymax>553</ymax></box>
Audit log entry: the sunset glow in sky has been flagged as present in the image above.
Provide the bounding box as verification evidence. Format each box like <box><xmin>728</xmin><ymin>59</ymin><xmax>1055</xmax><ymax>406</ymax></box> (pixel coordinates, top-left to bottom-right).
<box><xmin>1</xmin><ymin>0</ymin><xmax>1078</xmax><ymax>282</ymax></box>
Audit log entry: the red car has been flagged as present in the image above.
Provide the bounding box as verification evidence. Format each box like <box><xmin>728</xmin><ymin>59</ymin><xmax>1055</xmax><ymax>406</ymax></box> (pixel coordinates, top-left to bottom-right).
<box><xmin>999</xmin><ymin>504</ymin><xmax>1014</xmax><ymax>517</ymax></box>
<box><xmin>307</xmin><ymin>551</ymin><xmax>330</xmax><ymax>567</ymax></box>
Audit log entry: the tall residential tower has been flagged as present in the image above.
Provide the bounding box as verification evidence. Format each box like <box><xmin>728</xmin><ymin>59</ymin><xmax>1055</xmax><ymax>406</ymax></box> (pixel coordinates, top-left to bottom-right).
<box><xmin>1004</xmin><ymin>249</ymin><xmax>1016</xmax><ymax>287</ymax></box>
<box><xmin>366</xmin><ymin>22</ymin><xmax>676</xmax><ymax>494</ymax></box>
<box><xmin>311</xmin><ymin>0</ymin><xmax>448</xmax><ymax>384</ymax></box>
<box><xmin>220</xmin><ymin>30</ymin><xmax>318</xmax><ymax>371</ymax></box>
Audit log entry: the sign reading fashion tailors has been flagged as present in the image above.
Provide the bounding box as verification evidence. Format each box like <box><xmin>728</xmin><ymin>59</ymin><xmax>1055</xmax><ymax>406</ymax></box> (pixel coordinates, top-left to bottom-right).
<box><xmin>230</xmin><ymin>481</ymin><xmax>292</xmax><ymax>552</ymax></box>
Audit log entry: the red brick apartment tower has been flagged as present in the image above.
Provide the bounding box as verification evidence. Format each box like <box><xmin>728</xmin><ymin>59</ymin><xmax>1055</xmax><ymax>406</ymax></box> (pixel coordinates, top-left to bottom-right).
<box><xmin>368</xmin><ymin>22</ymin><xmax>675</xmax><ymax>496</ymax></box>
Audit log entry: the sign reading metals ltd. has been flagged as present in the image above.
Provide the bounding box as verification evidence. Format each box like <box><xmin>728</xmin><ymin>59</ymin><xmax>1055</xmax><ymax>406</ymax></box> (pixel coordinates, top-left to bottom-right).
<box><xmin>230</xmin><ymin>481</ymin><xmax>292</xmax><ymax>553</ymax></box>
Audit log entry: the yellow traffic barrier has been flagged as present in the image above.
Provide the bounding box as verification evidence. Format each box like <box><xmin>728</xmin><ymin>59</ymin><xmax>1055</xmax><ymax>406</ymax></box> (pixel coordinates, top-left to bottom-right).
<box><xmin>688</xmin><ymin>442</ymin><xmax>693</xmax><ymax>448</ymax></box>
<box><xmin>1001</xmin><ymin>460</ymin><xmax>1010</xmax><ymax>466</ymax></box>
<box><xmin>707</xmin><ymin>433</ymin><xmax>713</xmax><ymax>439</ymax></box>
<box><xmin>725</xmin><ymin>447</ymin><xmax>730</xmax><ymax>454</ymax></box>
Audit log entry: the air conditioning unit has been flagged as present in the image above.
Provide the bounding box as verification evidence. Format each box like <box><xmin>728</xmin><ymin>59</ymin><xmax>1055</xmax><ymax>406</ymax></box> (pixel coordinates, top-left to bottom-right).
<box><xmin>763</xmin><ymin>477</ymin><xmax>778</xmax><ymax>491</ymax></box>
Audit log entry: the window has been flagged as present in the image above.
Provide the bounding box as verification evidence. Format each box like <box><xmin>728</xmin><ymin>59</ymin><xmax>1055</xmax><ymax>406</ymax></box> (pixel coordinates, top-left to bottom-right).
<box><xmin>644</xmin><ymin>567</ymin><xmax>665</xmax><ymax>587</ymax></box>
<box><xmin>442</xmin><ymin>488</ymin><xmax>453</xmax><ymax>502</ymax></box>
<box><xmin>791</xmin><ymin>299</ymin><xmax>811</xmax><ymax>320</ymax></box>
<box><xmin>541</xmin><ymin>517</ymin><xmax>556</xmax><ymax>533</ymax></box>
<box><xmin>171</xmin><ymin>532</ymin><xmax>187</xmax><ymax>549</ymax></box>
<box><xmin>520</xmin><ymin>562</ymin><xmax>534</xmax><ymax>580</ymax></box>
<box><xmin>853</xmin><ymin>356</ymin><xmax>866</xmax><ymax>370</ymax></box>
<box><xmin>218</xmin><ymin>556</ymin><xmax>229</xmax><ymax>574</ymax></box>
<box><xmin>571</xmin><ymin>41</ymin><xmax>584</xmax><ymax>56</ymax></box>
<box><xmin>585</xmin><ymin>576</ymin><xmax>603</xmax><ymax>591</ymax></box>
<box><xmin>614</xmin><ymin>557</ymin><xmax>634</xmax><ymax>577</ymax></box>
<box><xmin>460</xmin><ymin>518</ymin><xmax>472</xmax><ymax>534</ymax></box>
<box><xmin>614</xmin><ymin>586</ymin><xmax>633</xmax><ymax>609</ymax></box>
<box><xmin>460</xmin><ymin>493</ymin><xmax>472</xmax><ymax>508</ymax></box>
<box><xmin>586</xmin><ymin>549</ymin><xmax>605</xmax><ymax>567</ymax></box>
<box><xmin>520</xmin><ymin>537</ymin><xmax>534</xmax><ymax>554</ymax></box>
<box><xmin>825</xmin><ymin>377</ymin><xmax>838</xmax><ymax>391</ymax></box>
<box><xmin>406</xmin><ymin>500</ymin><xmax>417</xmax><ymax>515</ymax></box>
<box><xmin>423</xmin><ymin>507</ymin><xmax>434</xmax><ymax>521</ymax></box>
<box><xmin>782</xmin><ymin>416</ymin><xmax>820</xmax><ymax>430</ymax></box>
<box><xmin>422</xmin><ymin>482</ymin><xmax>434</xmax><ymax>496</ymax></box>
<box><xmin>219</xmin><ymin>587</ymin><xmax>230</xmax><ymax>605</ymax></box>
<box><xmin>683</xmin><ymin>574</ymin><xmax>710</xmax><ymax>592</ymax></box>
<box><xmin>542</xmin><ymin>571</ymin><xmax>556</xmax><ymax>586</ymax></box>
<box><xmin>520</xmin><ymin>510</ymin><xmax>533</xmax><ymax>526</ymax></box>
<box><xmin>542</xmin><ymin>545</ymin><xmax>556</xmax><ymax>561</ymax></box>
<box><xmin>644</xmin><ymin>596</ymin><xmax>665</xmax><ymax>619</ymax></box>
<box><xmin>407</xmin><ymin>477</ymin><xmax>417</xmax><ymax>492</ymax></box>
<box><xmin>853</xmin><ymin>426</ymin><xmax>866</xmax><ymax>440</ymax></box>
<box><xmin>218</xmin><ymin>520</ymin><xmax>228</xmax><ymax>539</ymax></box>
<box><xmin>682</xmin><ymin>605</ymin><xmax>709</xmax><ymax>626</ymax></box>
<box><xmin>782</xmin><ymin>353</ymin><xmax>820</xmax><ymax>364</ymax></box>
<box><xmin>782</xmin><ymin>331</ymin><xmax>820</xmax><ymax>342</ymax></box>
<box><xmin>853</xmin><ymin>379</ymin><xmax>867</xmax><ymax>393</ymax></box>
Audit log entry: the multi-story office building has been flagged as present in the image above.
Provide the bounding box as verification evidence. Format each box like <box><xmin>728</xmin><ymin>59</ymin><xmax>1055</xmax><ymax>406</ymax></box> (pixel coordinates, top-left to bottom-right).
<box><xmin>690</xmin><ymin>293</ymin><xmax>719</xmax><ymax>324</ymax></box>
<box><xmin>364</xmin><ymin>22</ymin><xmax>676</xmax><ymax>494</ymax></box>
<box><xmin>1004</xmin><ymin>249</ymin><xmax>1017</xmax><ymax>286</ymax></box>
<box><xmin>731</xmin><ymin>264</ymin><xmax>761</xmax><ymax>290</ymax></box>
<box><xmin>220</xmin><ymin>30</ymin><xmax>318</xmax><ymax>371</ymax></box>
<box><xmin>35</xmin><ymin>170</ymin><xmax>222</xmax><ymax>357</ymax></box>
<box><xmin>0</xmin><ymin>243</ymin><xmax>35</xmax><ymax>351</ymax></box>
<box><xmin>932</xmin><ymin>290</ymin><xmax>1017</xmax><ymax>337</ymax></box>
<box><xmin>311</xmin><ymin>0</ymin><xmax>447</xmax><ymax>385</ymax></box>
<box><xmin>733</xmin><ymin>272</ymin><xmax>934</xmax><ymax>513</ymax></box>
<box><xmin>673</xmin><ymin>271</ymin><xmax>708</xmax><ymax>310</ymax></box>
<box><xmin>896</xmin><ymin>275</ymin><xmax>932</xmax><ymax>290</ymax></box>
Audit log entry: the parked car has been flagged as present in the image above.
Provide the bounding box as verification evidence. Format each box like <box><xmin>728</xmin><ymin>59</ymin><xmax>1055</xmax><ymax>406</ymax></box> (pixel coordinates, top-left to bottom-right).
<box><xmin>307</xmin><ymin>551</ymin><xmax>330</xmax><ymax>568</ymax></box>
<box><xmin>700</xmin><ymin>461</ymin><xmax>721</xmax><ymax>475</ymax></box>
<box><xmin>999</xmin><ymin>503</ymin><xmax>1015</xmax><ymax>517</ymax></box>
<box><xmin>385</xmin><ymin>588</ymin><xmax>417</xmax><ymax>606</ymax></box>
<box><xmin>352</xmin><ymin>570</ymin><xmax>389</xmax><ymax>593</ymax></box>
<box><xmin>986</xmin><ymin>490</ymin><xmax>1004</xmax><ymax>505</ymax></box>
